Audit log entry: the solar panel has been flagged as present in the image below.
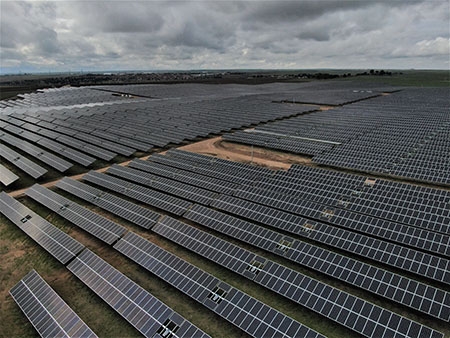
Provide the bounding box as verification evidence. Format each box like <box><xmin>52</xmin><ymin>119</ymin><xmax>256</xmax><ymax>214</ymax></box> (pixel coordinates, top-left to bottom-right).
<box><xmin>129</xmin><ymin>159</ymin><xmax>239</xmax><ymax>194</ymax></box>
<box><xmin>0</xmin><ymin>130</ymin><xmax>73</xmax><ymax>172</ymax></box>
<box><xmin>0</xmin><ymin>143</ymin><xmax>48</xmax><ymax>179</ymax></box>
<box><xmin>106</xmin><ymin>164</ymin><xmax>218</xmax><ymax>205</ymax></box>
<box><xmin>215</xmin><ymin>192</ymin><xmax>450</xmax><ymax>271</ymax></box>
<box><xmin>10</xmin><ymin>269</ymin><xmax>98</xmax><ymax>338</ymax></box>
<box><xmin>153</xmin><ymin>216</ymin><xmax>446</xmax><ymax>336</ymax></box>
<box><xmin>37</xmin><ymin>137</ymin><xmax>96</xmax><ymax>167</ymax></box>
<box><xmin>82</xmin><ymin>171</ymin><xmax>192</xmax><ymax>216</ymax></box>
<box><xmin>55</xmin><ymin>135</ymin><xmax>117</xmax><ymax>161</ymax></box>
<box><xmin>55</xmin><ymin>177</ymin><xmax>161</xmax><ymax>229</ymax></box>
<box><xmin>1</xmin><ymin>118</ymin><xmax>97</xmax><ymax>167</ymax></box>
<box><xmin>25</xmin><ymin>184</ymin><xmax>127</xmax><ymax>245</ymax></box>
<box><xmin>0</xmin><ymin>164</ymin><xmax>19</xmax><ymax>186</ymax></box>
<box><xmin>0</xmin><ymin>192</ymin><xmax>84</xmax><ymax>264</ymax></box>
<box><xmin>67</xmin><ymin>249</ymin><xmax>210</xmax><ymax>338</ymax></box>
<box><xmin>229</xmin><ymin>189</ymin><xmax>450</xmax><ymax>284</ymax></box>
<box><xmin>114</xmin><ymin>231</ymin><xmax>325</xmax><ymax>338</ymax></box>
<box><xmin>72</xmin><ymin>132</ymin><xmax>136</xmax><ymax>156</ymax></box>
<box><xmin>183</xmin><ymin>204</ymin><xmax>450</xmax><ymax>320</ymax></box>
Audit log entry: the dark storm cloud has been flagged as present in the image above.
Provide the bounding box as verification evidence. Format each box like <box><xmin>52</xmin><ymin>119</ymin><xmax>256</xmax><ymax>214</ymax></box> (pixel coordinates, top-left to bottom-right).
<box><xmin>298</xmin><ymin>30</ymin><xmax>331</xmax><ymax>42</ymax></box>
<box><xmin>0</xmin><ymin>0</ymin><xmax>448</xmax><ymax>73</ymax></box>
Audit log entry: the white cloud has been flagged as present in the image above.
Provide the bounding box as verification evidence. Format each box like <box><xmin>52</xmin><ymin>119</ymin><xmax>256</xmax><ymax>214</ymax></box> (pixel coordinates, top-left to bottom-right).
<box><xmin>0</xmin><ymin>0</ymin><xmax>448</xmax><ymax>73</ymax></box>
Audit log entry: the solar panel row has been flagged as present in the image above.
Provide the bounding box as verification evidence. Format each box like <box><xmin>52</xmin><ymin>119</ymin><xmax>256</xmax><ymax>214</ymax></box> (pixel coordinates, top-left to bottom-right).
<box><xmin>10</xmin><ymin>269</ymin><xmax>98</xmax><ymax>338</ymax></box>
<box><xmin>0</xmin><ymin>130</ymin><xmax>73</xmax><ymax>172</ymax></box>
<box><xmin>0</xmin><ymin>117</ymin><xmax>96</xmax><ymax>166</ymax></box>
<box><xmin>114</xmin><ymin>231</ymin><xmax>326</xmax><ymax>338</ymax></box>
<box><xmin>25</xmin><ymin>184</ymin><xmax>127</xmax><ymax>245</ymax></box>
<box><xmin>1</xmin><ymin>193</ymin><xmax>213</xmax><ymax>338</ymax></box>
<box><xmin>67</xmin><ymin>249</ymin><xmax>211</xmax><ymax>338</ymax></box>
<box><xmin>83</xmin><ymin>171</ymin><xmax>192</xmax><ymax>216</ymax></box>
<box><xmin>0</xmin><ymin>143</ymin><xmax>48</xmax><ymax>179</ymax></box>
<box><xmin>221</xmin><ymin>88</ymin><xmax>449</xmax><ymax>185</ymax></box>
<box><xmin>0</xmin><ymin>192</ymin><xmax>84</xmax><ymax>264</ymax></box>
<box><xmin>239</xmin><ymin>165</ymin><xmax>450</xmax><ymax>236</ymax></box>
<box><xmin>108</xmin><ymin>157</ymin><xmax>450</xmax><ymax>287</ymax></box>
<box><xmin>183</xmin><ymin>204</ymin><xmax>450</xmax><ymax>321</ymax></box>
<box><xmin>215</xmin><ymin>193</ymin><xmax>450</xmax><ymax>283</ymax></box>
<box><xmin>0</xmin><ymin>163</ymin><xmax>19</xmax><ymax>186</ymax></box>
<box><xmin>129</xmin><ymin>155</ymin><xmax>449</xmax><ymax>258</ymax></box>
<box><xmin>152</xmin><ymin>216</ymin><xmax>446</xmax><ymax>337</ymax></box>
<box><xmin>129</xmin><ymin>159</ymin><xmax>240</xmax><ymax>195</ymax></box>
<box><xmin>55</xmin><ymin>177</ymin><xmax>161</xmax><ymax>229</ymax></box>
<box><xmin>106</xmin><ymin>164</ymin><xmax>219</xmax><ymax>205</ymax></box>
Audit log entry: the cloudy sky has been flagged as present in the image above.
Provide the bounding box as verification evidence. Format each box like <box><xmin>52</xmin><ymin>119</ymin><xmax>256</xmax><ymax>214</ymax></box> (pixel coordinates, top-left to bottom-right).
<box><xmin>1</xmin><ymin>1</ymin><xmax>449</xmax><ymax>73</ymax></box>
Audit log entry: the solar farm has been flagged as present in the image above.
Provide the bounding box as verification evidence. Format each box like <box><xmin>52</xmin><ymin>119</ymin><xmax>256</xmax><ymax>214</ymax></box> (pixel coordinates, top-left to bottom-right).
<box><xmin>0</xmin><ymin>80</ymin><xmax>449</xmax><ymax>338</ymax></box>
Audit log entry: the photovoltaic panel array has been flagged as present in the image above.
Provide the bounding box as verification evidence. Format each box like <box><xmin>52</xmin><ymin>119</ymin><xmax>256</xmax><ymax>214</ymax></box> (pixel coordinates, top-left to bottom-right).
<box><xmin>152</xmin><ymin>216</ymin><xmax>445</xmax><ymax>337</ymax></box>
<box><xmin>183</xmin><ymin>204</ymin><xmax>450</xmax><ymax>321</ymax></box>
<box><xmin>55</xmin><ymin>177</ymin><xmax>161</xmax><ymax>229</ymax></box>
<box><xmin>212</xmin><ymin>194</ymin><xmax>450</xmax><ymax>285</ymax></box>
<box><xmin>53</xmin><ymin>170</ymin><xmax>450</xmax><ymax>324</ymax></box>
<box><xmin>10</xmin><ymin>269</ymin><xmax>98</xmax><ymax>338</ymax></box>
<box><xmin>114</xmin><ymin>231</ymin><xmax>325</xmax><ymax>338</ymax></box>
<box><xmin>215</xmin><ymin>190</ymin><xmax>450</xmax><ymax>258</ymax></box>
<box><xmin>0</xmin><ymin>130</ymin><xmax>73</xmax><ymax>172</ymax></box>
<box><xmin>123</xmin><ymin>151</ymin><xmax>450</xmax><ymax>287</ymax></box>
<box><xmin>82</xmin><ymin>171</ymin><xmax>192</xmax><ymax>216</ymax></box>
<box><xmin>0</xmin><ymin>192</ymin><xmax>84</xmax><ymax>264</ymax></box>
<box><xmin>67</xmin><ymin>249</ymin><xmax>211</xmax><ymax>338</ymax></box>
<box><xmin>0</xmin><ymin>143</ymin><xmax>48</xmax><ymax>179</ymax></box>
<box><xmin>129</xmin><ymin>158</ymin><xmax>239</xmax><ymax>195</ymax></box>
<box><xmin>242</xmin><ymin>164</ymin><xmax>450</xmax><ymax>236</ymax></box>
<box><xmin>0</xmin><ymin>82</ymin><xmax>329</xmax><ymax>185</ymax></box>
<box><xmin>222</xmin><ymin>88</ymin><xmax>449</xmax><ymax>186</ymax></box>
<box><xmin>147</xmin><ymin>150</ymin><xmax>270</xmax><ymax>185</ymax></box>
<box><xmin>0</xmin><ymin>117</ymin><xmax>96</xmax><ymax>167</ymax></box>
<box><xmin>25</xmin><ymin>184</ymin><xmax>127</xmax><ymax>245</ymax></box>
<box><xmin>106</xmin><ymin>164</ymin><xmax>219</xmax><ymax>205</ymax></box>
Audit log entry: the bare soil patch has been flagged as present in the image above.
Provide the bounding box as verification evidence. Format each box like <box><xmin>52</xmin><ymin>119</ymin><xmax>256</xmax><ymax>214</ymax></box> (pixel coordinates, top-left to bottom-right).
<box><xmin>178</xmin><ymin>137</ymin><xmax>313</xmax><ymax>171</ymax></box>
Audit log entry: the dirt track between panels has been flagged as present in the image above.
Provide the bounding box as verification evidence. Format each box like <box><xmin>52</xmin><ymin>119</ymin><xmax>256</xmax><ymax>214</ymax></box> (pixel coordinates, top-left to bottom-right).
<box><xmin>177</xmin><ymin>136</ymin><xmax>313</xmax><ymax>170</ymax></box>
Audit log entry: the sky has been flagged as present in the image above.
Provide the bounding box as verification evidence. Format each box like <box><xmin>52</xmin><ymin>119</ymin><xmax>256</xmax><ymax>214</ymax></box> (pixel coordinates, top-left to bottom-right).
<box><xmin>1</xmin><ymin>0</ymin><xmax>449</xmax><ymax>74</ymax></box>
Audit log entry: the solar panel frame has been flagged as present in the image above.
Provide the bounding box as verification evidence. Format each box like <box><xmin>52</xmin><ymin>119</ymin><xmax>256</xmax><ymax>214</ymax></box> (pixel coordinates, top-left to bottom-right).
<box><xmin>10</xmin><ymin>269</ymin><xmax>98</xmax><ymax>338</ymax></box>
